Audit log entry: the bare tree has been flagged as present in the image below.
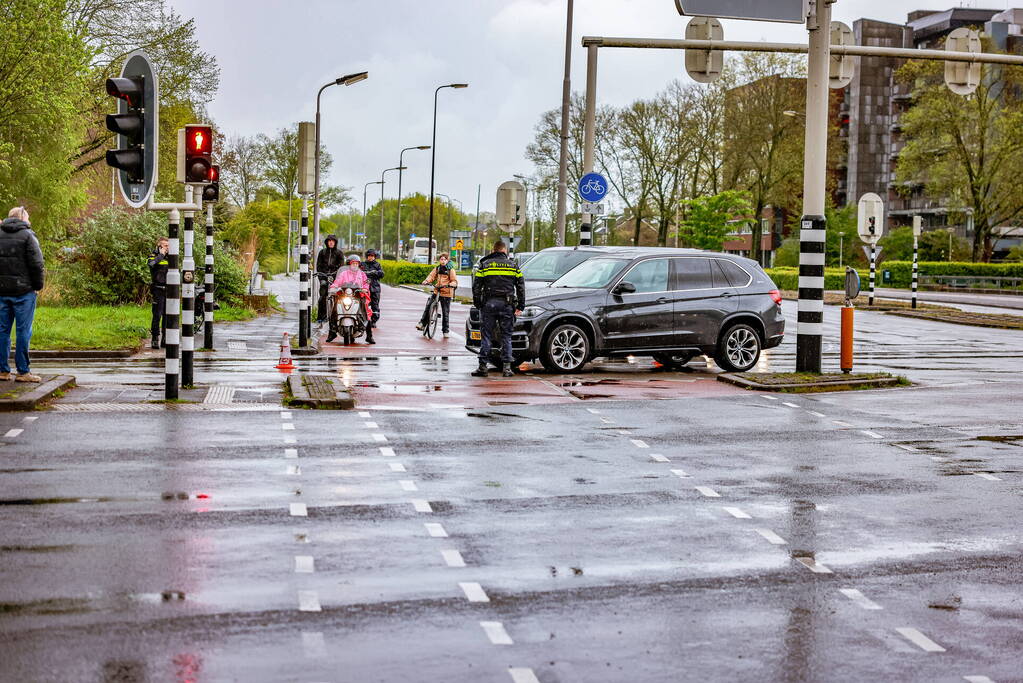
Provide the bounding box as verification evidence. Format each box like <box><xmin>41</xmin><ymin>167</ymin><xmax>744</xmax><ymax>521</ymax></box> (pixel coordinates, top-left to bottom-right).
<box><xmin>220</xmin><ymin>134</ymin><xmax>263</xmax><ymax>206</ymax></box>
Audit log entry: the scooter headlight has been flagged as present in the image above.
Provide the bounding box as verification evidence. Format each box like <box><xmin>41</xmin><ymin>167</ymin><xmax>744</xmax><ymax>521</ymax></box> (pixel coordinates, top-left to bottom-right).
<box><xmin>341</xmin><ymin>296</ymin><xmax>353</xmax><ymax>307</ymax></box>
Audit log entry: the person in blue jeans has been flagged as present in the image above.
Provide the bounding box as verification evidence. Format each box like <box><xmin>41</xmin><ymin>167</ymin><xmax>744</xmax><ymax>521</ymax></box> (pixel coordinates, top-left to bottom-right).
<box><xmin>0</xmin><ymin>206</ymin><xmax>45</xmax><ymax>383</ymax></box>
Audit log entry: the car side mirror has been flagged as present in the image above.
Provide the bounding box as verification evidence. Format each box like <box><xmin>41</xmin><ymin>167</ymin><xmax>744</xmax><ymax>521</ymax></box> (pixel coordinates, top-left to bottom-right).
<box><xmin>614</xmin><ymin>281</ymin><xmax>636</xmax><ymax>295</ymax></box>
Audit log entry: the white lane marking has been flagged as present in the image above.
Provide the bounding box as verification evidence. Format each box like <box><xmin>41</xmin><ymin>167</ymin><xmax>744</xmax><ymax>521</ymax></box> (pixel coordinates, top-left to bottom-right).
<box><xmin>23</xmin><ymin>416</ymin><xmax>38</xmax><ymax>422</ymax></box>
<box><xmin>480</xmin><ymin>621</ymin><xmax>513</xmax><ymax>645</ymax></box>
<box><xmin>839</xmin><ymin>588</ymin><xmax>883</xmax><ymax>610</ymax></box>
<box><xmin>794</xmin><ymin>557</ymin><xmax>832</xmax><ymax>574</ymax></box>
<box><xmin>963</xmin><ymin>677</ymin><xmax>995</xmax><ymax>683</ymax></box>
<box><xmin>284</xmin><ymin>448</ymin><xmax>298</xmax><ymax>458</ymax></box>
<box><xmin>600</xmin><ymin>417</ymin><xmax>614</xmax><ymax>424</ymax></box>
<box><xmin>586</xmin><ymin>408</ymin><xmax>601</xmax><ymax>414</ymax></box>
<box><xmin>282</xmin><ymin>423</ymin><xmax>295</xmax><ymax>431</ymax></box>
<box><xmin>671</xmin><ymin>469</ymin><xmax>691</xmax><ymax>479</ymax></box>
<box><xmin>400</xmin><ymin>480</ymin><xmax>419</xmax><ymax>491</ymax></box>
<box><xmin>755</xmin><ymin>529</ymin><xmax>787</xmax><ymax>545</ymax></box>
<box><xmin>808</xmin><ymin>411</ymin><xmax>826</xmax><ymax>418</ymax></box>
<box><xmin>895</xmin><ymin>444</ymin><xmax>919</xmax><ymax>452</ymax></box>
<box><xmin>294</xmin><ymin>555</ymin><xmax>315</xmax><ymax>573</ymax></box>
<box><xmin>301</xmin><ymin>631</ymin><xmax>326</xmax><ymax>658</ymax></box>
<box><xmin>975</xmin><ymin>472</ymin><xmax>1002</xmax><ymax>481</ymax></box>
<box><xmin>372</xmin><ymin>433</ymin><xmax>387</xmax><ymax>442</ymax></box>
<box><xmin>412</xmin><ymin>499</ymin><xmax>432</xmax><ymax>513</ymax></box>
<box><xmin>761</xmin><ymin>395</ymin><xmax>778</xmax><ymax>401</ymax></box>
<box><xmin>297</xmin><ymin>590</ymin><xmax>321</xmax><ymax>612</ymax></box>
<box><xmin>896</xmin><ymin>627</ymin><xmax>946</xmax><ymax>652</ymax></box>
<box><xmin>723</xmin><ymin>506</ymin><xmax>752</xmax><ymax>519</ymax></box>
<box><xmin>833</xmin><ymin>420</ymin><xmax>852</xmax><ymax>427</ymax></box>
<box><xmin>931</xmin><ymin>456</ymin><xmax>947</xmax><ymax>462</ymax></box>
<box><xmin>695</xmin><ymin>486</ymin><xmax>720</xmax><ymax>498</ymax></box>
<box><xmin>861</xmin><ymin>430</ymin><xmax>883</xmax><ymax>439</ymax></box>
<box><xmin>4</xmin><ymin>429</ymin><xmax>23</xmax><ymax>438</ymax></box>
<box><xmin>364</xmin><ymin>421</ymin><xmax>379</xmax><ymax>429</ymax></box>
<box><xmin>286</xmin><ymin>466</ymin><xmax>301</xmax><ymax>475</ymax></box>
<box><xmin>508</xmin><ymin>668</ymin><xmax>541</xmax><ymax>683</ymax></box>
<box><xmin>425</xmin><ymin>522</ymin><xmax>448</xmax><ymax>538</ymax></box>
<box><xmin>630</xmin><ymin>439</ymin><xmax>649</xmax><ymax>449</ymax></box>
<box><xmin>389</xmin><ymin>463</ymin><xmax>407</xmax><ymax>472</ymax></box>
<box><xmin>782</xmin><ymin>402</ymin><xmax>799</xmax><ymax>408</ymax></box>
<box><xmin>358</xmin><ymin>411</ymin><xmax>372</xmax><ymax>418</ymax></box>
<box><xmin>459</xmin><ymin>582</ymin><xmax>490</xmax><ymax>602</ymax></box>
<box><xmin>379</xmin><ymin>447</ymin><xmax>395</xmax><ymax>457</ymax></box>
<box><xmin>650</xmin><ymin>454</ymin><xmax>670</xmax><ymax>463</ymax></box>
<box><xmin>283</xmin><ymin>434</ymin><xmax>296</xmax><ymax>444</ymax></box>
<box><xmin>289</xmin><ymin>503</ymin><xmax>308</xmax><ymax>517</ymax></box>
<box><xmin>617</xmin><ymin>430</ymin><xmax>632</xmax><ymax>435</ymax></box>
<box><xmin>441</xmin><ymin>549</ymin><xmax>466</xmax><ymax>567</ymax></box>
<box><xmin>280</xmin><ymin>411</ymin><xmax>292</xmax><ymax>419</ymax></box>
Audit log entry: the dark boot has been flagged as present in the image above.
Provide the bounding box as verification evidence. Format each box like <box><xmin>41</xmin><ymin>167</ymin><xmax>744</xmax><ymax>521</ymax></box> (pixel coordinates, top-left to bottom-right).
<box><xmin>365</xmin><ymin>327</ymin><xmax>375</xmax><ymax>344</ymax></box>
<box><xmin>151</xmin><ymin>336</ymin><xmax>160</xmax><ymax>350</ymax></box>
<box><xmin>326</xmin><ymin>328</ymin><xmax>337</xmax><ymax>342</ymax></box>
<box><xmin>471</xmin><ymin>360</ymin><xmax>489</xmax><ymax>377</ymax></box>
<box><xmin>502</xmin><ymin>362</ymin><xmax>514</xmax><ymax>377</ymax></box>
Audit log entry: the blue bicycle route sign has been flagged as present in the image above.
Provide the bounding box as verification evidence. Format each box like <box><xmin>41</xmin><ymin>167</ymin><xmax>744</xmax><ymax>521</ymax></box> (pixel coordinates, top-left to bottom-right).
<box><xmin>578</xmin><ymin>172</ymin><xmax>609</xmax><ymax>202</ymax></box>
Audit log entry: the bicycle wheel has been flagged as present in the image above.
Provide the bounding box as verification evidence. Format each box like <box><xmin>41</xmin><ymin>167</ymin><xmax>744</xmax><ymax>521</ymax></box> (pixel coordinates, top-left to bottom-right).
<box><xmin>425</xmin><ymin>299</ymin><xmax>439</xmax><ymax>339</ymax></box>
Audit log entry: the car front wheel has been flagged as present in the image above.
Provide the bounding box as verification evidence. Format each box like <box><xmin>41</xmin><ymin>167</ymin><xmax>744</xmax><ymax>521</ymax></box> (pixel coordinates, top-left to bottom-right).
<box><xmin>714</xmin><ymin>323</ymin><xmax>761</xmax><ymax>372</ymax></box>
<box><xmin>540</xmin><ymin>323</ymin><xmax>590</xmax><ymax>373</ymax></box>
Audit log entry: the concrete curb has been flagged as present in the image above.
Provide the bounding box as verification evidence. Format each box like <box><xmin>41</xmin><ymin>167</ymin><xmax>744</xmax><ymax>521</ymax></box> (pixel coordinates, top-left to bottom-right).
<box><xmin>717</xmin><ymin>373</ymin><xmax>903</xmax><ymax>393</ymax></box>
<box><xmin>14</xmin><ymin>349</ymin><xmax>135</xmax><ymax>359</ymax></box>
<box><xmin>286</xmin><ymin>373</ymin><xmax>354</xmax><ymax>409</ymax></box>
<box><xmin>0</xmin><ymin>375</ymin><xmax>76</xmax><ymax>411</ymax></box>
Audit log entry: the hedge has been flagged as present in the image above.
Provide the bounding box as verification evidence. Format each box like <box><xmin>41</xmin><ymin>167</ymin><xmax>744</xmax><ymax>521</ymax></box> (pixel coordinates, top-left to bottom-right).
<box><xmin>380</xmin><ymin>260</ymin><xmax>455</xmax><ymax>286</ymax></box>
<box><xmin>765</xmin><ymin>268</ymin><xmax>847</xmax><ymax>291</ymax></box>
<box><xmin>767</xmin><ymin>262</ymin><xmax>1023</xmax><ymax>291</ymax></box>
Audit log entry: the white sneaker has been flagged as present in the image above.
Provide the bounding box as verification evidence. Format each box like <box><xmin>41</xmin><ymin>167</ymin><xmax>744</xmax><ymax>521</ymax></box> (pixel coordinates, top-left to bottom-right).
<box><xmin>443</xmin><ymin>332</ymin><xmax>450</xmax><ymax>338</ymax></box>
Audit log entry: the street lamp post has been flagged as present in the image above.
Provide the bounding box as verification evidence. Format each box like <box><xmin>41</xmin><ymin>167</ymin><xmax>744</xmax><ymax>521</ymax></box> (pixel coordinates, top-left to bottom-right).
<box><xmin>379</xmin><ymin>166</ymin><xmax>405</xmax><ymax>255</ymax></box>
<box><xmin>363</xmin><ymin>180</ymin><xmax>382</xmax><ymax>249</ymax></box>
<box><xmin>397</xmin><ymin>145</ymin><xmax>430</xmax><ymax>258</ymax></box>
<box><xmin>428</xmin><ymin>82</ymin><xmax>468</xmax><ymax>263</ymax></box>
<box><xmin>312</xmin><ymin>71</ymin><xmax>368</xmax><ymax>266</ymax></box>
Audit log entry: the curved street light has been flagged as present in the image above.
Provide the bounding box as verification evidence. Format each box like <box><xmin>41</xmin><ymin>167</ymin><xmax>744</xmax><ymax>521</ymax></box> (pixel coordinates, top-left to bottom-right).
<box><xmin>428</xmin><ymin>83</ymin><xmax>468</xmax><ymax>262</ymax></box>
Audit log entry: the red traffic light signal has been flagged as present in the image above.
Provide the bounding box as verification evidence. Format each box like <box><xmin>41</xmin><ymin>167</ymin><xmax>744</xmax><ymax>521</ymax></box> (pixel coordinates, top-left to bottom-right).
<box><xmin>184</xmin><ymin>124</ymin><xmax>213</xmax><ymax>183</ymax></box>
<box><xmin>202</xmin><ymin>165</ymin><xmax>220</xmax><ymax>202</ymax></box>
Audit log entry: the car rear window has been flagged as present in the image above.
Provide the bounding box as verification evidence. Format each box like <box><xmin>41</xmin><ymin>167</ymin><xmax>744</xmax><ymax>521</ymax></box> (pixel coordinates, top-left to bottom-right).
<box><xmin>715</xmin><ymin>259</ymin><xmax>753</xmax><ymax>288</ymax></box>
<box><xmin>521</xmin><ymin>250</ymin><xmax>595</xmax><ymax>281</ymax></box>
<box><xmin>673</xmin><ymin>258</ymin><xmax>714</xmax><ymax>290</ymax></box>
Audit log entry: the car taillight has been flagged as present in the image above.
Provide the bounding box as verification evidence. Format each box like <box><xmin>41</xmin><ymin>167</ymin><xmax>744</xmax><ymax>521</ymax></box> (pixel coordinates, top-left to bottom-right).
<box><xmin>769</xmin><ymin>289</ymin><xmax>783</xmax><ymax>306</ymax></box>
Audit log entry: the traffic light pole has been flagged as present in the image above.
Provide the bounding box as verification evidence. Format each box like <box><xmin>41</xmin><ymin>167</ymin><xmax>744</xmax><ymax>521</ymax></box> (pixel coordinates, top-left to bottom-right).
<box><xmin>204</xmin><ymin>203</ymin><xmax>215</xmax><ymax>349</ymax></box>
<box><xmin>181</xmin><ymin>185</ymin><xmax>196</xmax><ymax>387</ymax></box>
<box><xmin>299</xmin><ymin>200</ymin><xmax>310</xmax><ymax>348</ymax></box>
<box><xmin>165</xmin><ymin>211</ymin><xmax>181</xmax><ymax>400</ymax></box>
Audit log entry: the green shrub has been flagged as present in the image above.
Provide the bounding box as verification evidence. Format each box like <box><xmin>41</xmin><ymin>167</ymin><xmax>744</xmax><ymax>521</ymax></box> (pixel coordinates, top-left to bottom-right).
<box><xmin>380</xmin><ymin>260</ymin><xmax>442</xmax><ymax>285</ymax></box>
<box><xmin>765</xmin><ymin>268</ymin><xmax>847</xmax><ymax>290</ymax></box>
<box><xmin>876</xmin><ymin>261</ymin><xmax>1023</xmax><ymax>288</ymax></box>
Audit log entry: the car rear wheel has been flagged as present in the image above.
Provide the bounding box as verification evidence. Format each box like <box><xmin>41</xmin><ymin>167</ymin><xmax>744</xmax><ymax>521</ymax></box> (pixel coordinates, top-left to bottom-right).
<box><xmin>540</xmin><ymin>323</ymin><xmax>590</xmax><ymax>373</ymax></box>
<box><xmin>652</xmin><ymin>352</ymin><xmax>696</xmax><ymax>369</ymax></box>
<box><xmin>714</xmin><ymin>323</ymin><xmax>761</xmax><ymax>372</ymax></box>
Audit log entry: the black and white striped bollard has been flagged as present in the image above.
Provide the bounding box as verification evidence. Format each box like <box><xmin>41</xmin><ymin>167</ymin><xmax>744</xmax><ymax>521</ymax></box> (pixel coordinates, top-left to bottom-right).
<box><xmin>299</xmin><ymin>200</ymin><xmax>309</xmax><ymax>348</ymax></box>
<box><xmin>868</xmin><ymin>242</ymin><xmax>876</xmax><ymax>307</ymax></box>
<box><xmin>204</xmin><ymin>203</ymin><xmax>215</xmax><ymax>348</ymax></box>
<box><xmin>164</xmin><ymin>210</ymin><xmax>181</xmax><ymax>399</ymax></box>
<box><xmin>911</xmin><ymin>217</ymin><xmax>919</xmax><ymax>310</ymax></box>
<box><xmin>795</xmin><ymin>216</ymin><xmax>826</xmax><ymax>373</ymax></box>
<box><xmin>181</xmin><ymin>185</ymin><xmax>195</xmax><ymax>387</ymax></box>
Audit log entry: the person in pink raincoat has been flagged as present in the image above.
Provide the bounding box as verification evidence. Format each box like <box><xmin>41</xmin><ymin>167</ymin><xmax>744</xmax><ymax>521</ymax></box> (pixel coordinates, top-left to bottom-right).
<box><xmin>327</xmin><ymin>254</ymin><xmax>374</xmax><ymax>343</ymax></box>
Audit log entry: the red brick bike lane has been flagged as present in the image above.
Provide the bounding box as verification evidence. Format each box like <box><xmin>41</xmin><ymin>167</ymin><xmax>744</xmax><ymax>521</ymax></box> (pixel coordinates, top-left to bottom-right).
<box><xmin>315</xmin><ymin>285</ymin><xmax>747</xmax><ymax>409</ymax></box>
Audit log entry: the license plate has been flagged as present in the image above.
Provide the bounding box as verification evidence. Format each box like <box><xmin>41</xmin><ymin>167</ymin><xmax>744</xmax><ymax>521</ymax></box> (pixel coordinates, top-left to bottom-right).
<box><xmin>470</xmin><ymin>330</ymin><xmax>481</xmax><ymax>340</ymax></box>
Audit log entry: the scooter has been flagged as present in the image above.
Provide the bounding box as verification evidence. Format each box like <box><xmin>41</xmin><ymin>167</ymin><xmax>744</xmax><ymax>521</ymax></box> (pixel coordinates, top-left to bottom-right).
<box><xmin>330</xmin><ymin>287</ymin><xmax>370</xmax><ymax>345</ymax></box>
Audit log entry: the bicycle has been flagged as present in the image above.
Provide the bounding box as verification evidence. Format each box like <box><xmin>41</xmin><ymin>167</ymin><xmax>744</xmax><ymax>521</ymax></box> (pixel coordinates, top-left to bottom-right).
<box><xmin>582</xmin><ymin>178</ymin><xmax>605</xmax><ymax>195</ymax></box>
<box><xmin>422</xmin><ymin>288</ymin><xmax>442</xmax><ymax>339</ymax></box>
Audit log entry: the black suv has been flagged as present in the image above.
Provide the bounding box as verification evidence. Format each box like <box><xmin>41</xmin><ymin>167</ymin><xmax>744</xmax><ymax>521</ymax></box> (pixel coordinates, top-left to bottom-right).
<box><xmin>465</xmin><ymin>248</ymin><xmax>784</xmax><ymax>373</ymax></box>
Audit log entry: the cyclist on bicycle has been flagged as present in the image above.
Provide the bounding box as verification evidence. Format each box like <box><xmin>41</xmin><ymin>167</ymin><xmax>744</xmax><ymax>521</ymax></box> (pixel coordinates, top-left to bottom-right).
<box><xmin>416</xmin><ymin>253</ymin><xmax>457</xmax><ymax>338</ymax></box>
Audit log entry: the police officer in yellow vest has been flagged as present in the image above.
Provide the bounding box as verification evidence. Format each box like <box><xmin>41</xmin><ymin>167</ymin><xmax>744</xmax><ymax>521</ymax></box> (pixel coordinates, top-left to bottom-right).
<box><xmin>471</xmin><ymin>240</ymin><xmax>525</xmax><ymax>378</ymax></box>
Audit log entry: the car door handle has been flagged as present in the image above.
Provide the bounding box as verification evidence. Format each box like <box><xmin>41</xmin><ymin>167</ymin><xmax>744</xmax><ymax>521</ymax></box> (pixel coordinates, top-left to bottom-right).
<box><xmin>657</xmin><ymin>297</ymin><xmax>670</xmax><ymax>303</ymax></box>
<box><xmin>721</xmin><ymin>292</ymin><xmax>734</xmax><ymax>298</ymax></box>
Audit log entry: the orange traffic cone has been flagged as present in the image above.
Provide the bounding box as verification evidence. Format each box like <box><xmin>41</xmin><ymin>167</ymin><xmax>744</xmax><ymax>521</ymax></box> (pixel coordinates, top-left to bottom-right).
<box><xmin>276</xmin><ymin>332</ymin><xmax>295</xmax><ymax>370</ymax></box>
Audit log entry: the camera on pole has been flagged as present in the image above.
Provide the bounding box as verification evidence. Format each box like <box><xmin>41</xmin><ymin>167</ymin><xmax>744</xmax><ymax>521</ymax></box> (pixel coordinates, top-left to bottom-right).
<box><xmin>104</xmin><ymin>51</ymin><xmax>158</xmax><ymax>208</ymax></box>
<box><xmin>203</xmin><ymin>165</ymin><xmax>220</xmax><ymax>202</ymax></box>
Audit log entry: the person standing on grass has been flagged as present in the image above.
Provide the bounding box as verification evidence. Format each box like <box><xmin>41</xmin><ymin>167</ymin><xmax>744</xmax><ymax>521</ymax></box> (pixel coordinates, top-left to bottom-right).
<box><xmin>0</xmin><ymin>206</ymin><xmax>44</xmax><ymax>383</ymax></box>
<box><xmin>148</xmin><ymin>237</ymin><xmax>169</xmax><ymax>349</ymax></box>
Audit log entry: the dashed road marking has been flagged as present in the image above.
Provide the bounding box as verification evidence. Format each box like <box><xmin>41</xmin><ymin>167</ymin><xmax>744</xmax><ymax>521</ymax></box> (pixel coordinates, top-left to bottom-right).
<box><xmin>364</xmin><ymin>421</ymin><xmax>379</xmax><ymax>429</ymax></box>
<box><xmin>389</xmin><ymin>463</ymin><xmax>407</xmax><ymax>472</ymax></box>
<box><xmin>650</xmin><ymin>454</ymin><xmax>670</xmax><ymax>463</ymax></box>
<box><xmin>808</xmin><ymin>411</ymin><xmax>826</xmax><ymax>418</ymax></box>
<box><xmin>283</xmin><ymin>434</ymin><xmax>297</xmax><ymax>444</ymax></box>
<box><xmin>459</xmin><ymin>582</ymin><xmax>490</xmax><ymax>602</ymax></box>
<box><xmin>284</xmin><ymin>448</ymin><xmax>298</xmax><ymax>458</ymax></box>
<box><xmin>833</xmin><ymin>420</ymin><xmax>852</xmax><ymax>427</ymax></box>
<box><xmin>441</xmin><ymin>549</ymin><xmax>466</xmax><ymax>567</ymax></box>
<box><xmin>286</xmin><ymin>466</ymin><xmax>301</xmax><ymax>475</ymax></box>
<box><xmin>480</xmin><ymin>621</ymin><xmax>513</xmax><ymax>645</ymax></box>
<box><xmin>379</xmin><ymin>447</ymin><xmax>396</xmax><ymax>457</ymax></box>
<box><xmin>412</xmin><ymin>499</ymin><xmax>432</xmax><ymax>513</ymax></box>
<box><xmin>839</xmin><ymin>588</ymin><xmax>883</xmax><ymax>610</ymax></box>
<box><xmin>695</xmin><ymin>486</ymin><xmax>720</xmax><ymax>498</ymax></box>
<box><xmin>4</xmin><ymin>429</ymin><xmax>23</xmax><ymax>438</ymax></box>
<box><xmin>290</xmin><ymin>503</ymin><xmax>308</xmax><ymax>517</ymax></box>
<box><xmin>630</xmin><ymin>439</ymin><xmax>649</xmax><ymax>449</ymax></box>
<box><xmin>372</xmin><ymin>433</ymin><xmax>387</xmax><ymax>442</ymax></box>
<box><xmin>400</xmin><ymin>480</ymin><xmax>419</xmax><ymax>491</ymax></box>
<box><xmin>301</xmin><ymin>631</ymin><xmax>326</xmax><ymax>658</ymax></box>
<box><xmin>358</xmin><ymin>411</ymin><xmax>372</xmax><ymax>418</ymax></box>
<box><xmin>23</xmin><ymin>416</ymin><xmax>38</xmax><ymax>422</ymax></box>
<box><xmin>617</xmin><ymin>430</ymin><xmax>633</xmax><ymax>435</ymax></box>
<box><xmin>895</xmin><ymin>444</ymin><xmax>919</xmax><ymax>452</ymax></box>
<box><xmin>600</xmin><ymin>417</ymin><xmax>614</xmax><ymax>424</ymax></box>
<box><xmin>931</xmin><ymin>456</ymin><xmax>947</xmax><ymax>462</ymax></box>
<box><xmin>280</xmin><ymin>411</ymin><xmax>292</xmax><ymax>419</ymax></box>
<box><xmin>508</xmin><ymin>668</ymin><xmax>541</xmax><ymax>683</ymax></box>
<box><xmin>861</xmin><ymin>430</ymin><xmax>883</xmax><ymax>439</ymax></box>
<box><xmin>896</xmin><ymin>627</ymin><xmax>945</xmax><ymax>652</ymax></box>
<box><xmin>425</xmin><ymin>522</ymin><xmax>448</xmax><ymax>537</ymax></box>
<box><xmin>761</xmin><ymin>395</ymin><xmax>778</xmax><ymax>401</ymax></box>
<box><xmin>975</xmin><ymin>472</ymin><xmax>1002</xmax><ymax>481</ymax></box>
<box><xmin>297</xmin><ymin>590</ymin><xmax>321</xmax><ymax>612</ymax></box>
<box><xmin>723</xmin><ymin>506</ymin><xmax>751</xmax><ymax>519</ymax></box>
<box><xmin>782</xmin><ymin>402</ymin><xmax>799</xmax><ymax>408</ymax></box>
<box><xmin>294</xmin><ymin>555</ymin><xmax>315</xmax><ymax>573</ymax></box>
<box><xmin>282</xmin><ymin>423</ymin><xmax>295</xmax><ymax>431</ymax></box>
<box><xmin>586</xmin><ymin>408</ymin><xmax>601</xmax><ymax>414</ymax></box>
<box><xmin>963</xmin><ymin>677</ymin><xmax>995</xmax><ymax>683</ymax></box>
<box><xmin>795</xmin><ymin>557</ymin><xmax>832</xmax><ymax>574</ymax></box>
<box><xmin>755</xmin><ymin>529</ymin><xmax>787</xmax><ymax>545</ymax></box>
<box><xmin>671</xmin><ymin>469</ymin><xmax>691</xmax><ymax>479</ymax></box>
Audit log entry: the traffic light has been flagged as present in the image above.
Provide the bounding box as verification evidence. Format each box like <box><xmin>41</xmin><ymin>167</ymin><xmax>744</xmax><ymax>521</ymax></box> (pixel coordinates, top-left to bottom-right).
<box><xmin>184</xmin><ymin>124</ymin><xmax>213</xmax><ymax>183</ymax></box>
<box><xmin>202</xmin><ymin>165</ymin><xmax>220</xmax><ymax>202</ymax></box>
<box><xmin>104</xmin><ymin>51</ymin><xmax>158</xmax><ymax>208</ymax></box>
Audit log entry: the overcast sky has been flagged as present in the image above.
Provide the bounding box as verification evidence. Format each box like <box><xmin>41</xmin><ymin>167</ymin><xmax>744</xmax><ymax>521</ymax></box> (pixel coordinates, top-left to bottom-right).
<box><xmin>170</xmin><ymin>0</ymin><xmax>1012</xmax><ymax>216</ymax></box>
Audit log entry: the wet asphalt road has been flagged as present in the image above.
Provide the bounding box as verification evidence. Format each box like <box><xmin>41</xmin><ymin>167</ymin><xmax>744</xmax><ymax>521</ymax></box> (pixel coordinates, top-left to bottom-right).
<box><xmin>1</xmin><ymin>279</ymin><xmax>1021</xmax><ymax>682</ymax></box>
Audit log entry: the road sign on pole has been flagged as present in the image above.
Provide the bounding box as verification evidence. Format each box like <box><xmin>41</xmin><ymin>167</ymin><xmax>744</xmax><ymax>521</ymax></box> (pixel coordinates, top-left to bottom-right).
<box><xmin>578</xmin><ymin>173</ymin><xmax>608</xmax><ymax>203</ymax></box>
<box><xmin>685</xmin><ymin>17</ymin><xmax>724</xmax><ymax>84</ymax></box>
<box><xmin>945</xmin><ymin>28</ymin><xmax>981</xmax><ymax>96</ymax></box>
<box><xmin>675</xmin><ymin>0</ymin><xmax>810</xmax><ymax>23</ymax></box>
<box><xmin>830</xmin><ymin>21</ymin><xmax>854</xmax><ymax>89</ymax></box>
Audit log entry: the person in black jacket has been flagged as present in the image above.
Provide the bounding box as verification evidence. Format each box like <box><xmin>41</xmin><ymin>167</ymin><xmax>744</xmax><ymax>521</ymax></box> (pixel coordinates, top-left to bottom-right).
<box><xmin>147</xmin><ymin>237</ymin><xmax>169</xmax><ymax>349</ymax></box>
<box><xmin>362</xmin><ymin>249</ymin><xmax>384</xmax><ymax>325</ymax></box>
<box><xmin>0</xmin><ymin>207</ymin><xmax>45</xmax><ymax>382</ymax></box>
<box><xmin>315</xmin><ymin>234</ymin><xmax>344</xmax><ymax>322</ymax></box>
<box><xmin>470</xmin><ymin>240</ymin><xmax>525</xmax><ymax>378</ymax></box>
